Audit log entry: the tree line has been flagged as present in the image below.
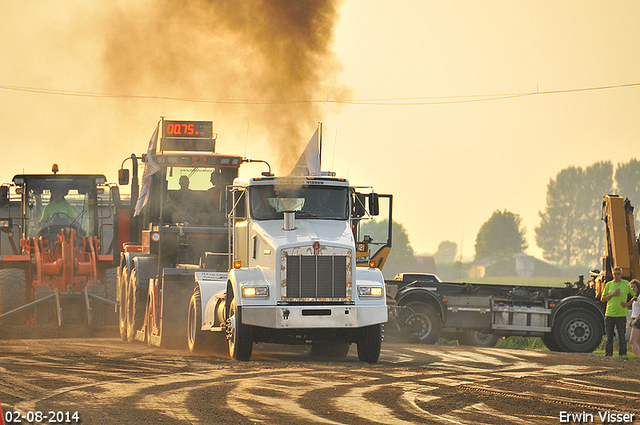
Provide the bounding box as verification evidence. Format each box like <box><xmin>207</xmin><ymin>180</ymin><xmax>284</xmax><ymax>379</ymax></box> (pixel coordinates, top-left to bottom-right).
<box><xmin>363</xmin><ymin>159</ymin><xmax>640</xmax><ymax>278</ymax></box>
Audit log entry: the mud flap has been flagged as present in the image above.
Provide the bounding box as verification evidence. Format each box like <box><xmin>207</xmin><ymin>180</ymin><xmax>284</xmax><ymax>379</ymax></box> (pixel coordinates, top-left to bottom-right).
<box><xmin>150</xmin><ymin>268</ymin><xmax>195</xmax><ymax>349</ymax></box>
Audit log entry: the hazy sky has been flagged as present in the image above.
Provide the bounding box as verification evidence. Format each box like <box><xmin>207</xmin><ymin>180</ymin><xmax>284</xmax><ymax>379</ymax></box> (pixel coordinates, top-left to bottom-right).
<box><xmin>2</xmin><ymin>1</ymin><xmax>640</xmax><ymax>260</ymax></box>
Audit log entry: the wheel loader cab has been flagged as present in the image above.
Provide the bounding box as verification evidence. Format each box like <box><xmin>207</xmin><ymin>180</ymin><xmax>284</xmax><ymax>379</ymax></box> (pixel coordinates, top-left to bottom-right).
<box><xmin>14</xmin><ymin>175</ymin><xmax>107</xmax><ymax>241</ymax></box>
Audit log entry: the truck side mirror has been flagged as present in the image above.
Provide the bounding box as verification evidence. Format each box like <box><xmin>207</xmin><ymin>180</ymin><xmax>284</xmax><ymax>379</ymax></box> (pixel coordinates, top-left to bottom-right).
<box><xmin>354</xmin><ymin>193</ymin><xmax>366</xmax><ymax>217</ymax></box>
<box><xmin>369</xmin><ymin>193</ymin><xmax>379</xmax><ymax>216</ymax></box>
<box><xmin>0</xmin><ymin>186</ymin><xmax>8</xmax><ymax>207</ymax></box>
<box><xmin>118</xmin><ymin>169</ymin><xmax>130</xmax><ymax>185</ymax></box>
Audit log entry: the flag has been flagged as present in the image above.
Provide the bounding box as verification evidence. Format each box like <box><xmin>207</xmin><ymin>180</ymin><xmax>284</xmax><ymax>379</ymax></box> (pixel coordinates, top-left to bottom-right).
<box><xmin>134</xmin><ymin>126</ymin><xmax>160</xmax><ymax>216</ymax></box>
<box><xmin>289</xmin><ymin>128</ymin><xmax>320</xmax><ymax>176</ymax></box>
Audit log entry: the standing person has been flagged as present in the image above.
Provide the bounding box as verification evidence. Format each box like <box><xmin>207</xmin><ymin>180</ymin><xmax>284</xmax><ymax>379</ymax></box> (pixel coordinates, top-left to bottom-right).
<box><xmin>627</xmin><ymin>280</ymin><xmax>640</xmax><ymax>356</ymax></box>
<box><xmin>601</xmin><ymin>267</ymin><xmax>635</xmax><ymax>357</ymax></box>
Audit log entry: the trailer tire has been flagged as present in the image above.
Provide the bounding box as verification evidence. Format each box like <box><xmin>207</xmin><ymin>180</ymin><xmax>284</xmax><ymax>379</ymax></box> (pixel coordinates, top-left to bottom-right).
<box><xmin>226</xmin><ymin>297</ymin><xmax>253</xmax><ymax>361</ymax></box>
<box><xmin>0</xmin><ymin>268</ymin><xmax>27</xmax><ymax>325</ymax></box>
<box><xmin>554</xmin><ymin>309</ymin><xmax>603</xmax><ymax>353</ymax></box>
<box><xmin>310</xmin><ymin>342</ymin><xmax>350</xmax><ymax>359</ymax></box>
<box><xmin>118</xmin><ymin>266</ymin><xmax>128</xmax><ymax>341</ymax></box>
<box><xmin>398</xmin><ymin>302</ymin><xmax>442</xmax><ymax>344</ymax></box>
<box><xmin>357</xmin><ymin>324</ymin><xmax>382</xmax><ymax>364</ymax></box>
<box><xmin>126</xmin><ymin>268</ymin><xmax>147</xmax><ymax>343</ymax></box>
<box><xmin>459</xmin><ymin>330</ymin><xmax>499</xmax><ymax>347</ymax></box>
<box><xmin>188</xmin><ymin>287</ymin><xmax>216</xmax><ymax>353</ymax></box>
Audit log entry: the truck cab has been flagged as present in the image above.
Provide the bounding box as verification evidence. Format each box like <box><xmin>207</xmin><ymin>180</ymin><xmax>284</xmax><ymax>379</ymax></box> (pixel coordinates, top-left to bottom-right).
<box><xmin>192</xmin><ymin>175</ymin><xmax>389</xmax><ymax>362</ymax></box>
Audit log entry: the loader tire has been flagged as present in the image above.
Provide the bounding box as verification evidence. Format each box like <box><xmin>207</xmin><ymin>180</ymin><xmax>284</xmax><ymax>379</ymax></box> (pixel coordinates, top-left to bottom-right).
<box><xmin>126</xmin><ymin>268</ymin><xmax>148</xmax><ymax>343</ymax></box>
<box><xmin>104</xmin><ymin>268</ymin><xmax>118</xmax><ymax>301</ymax></box>
<box><xmin>0</xmin><ymin>268</ymin><xmax>27</xmax><ymax>325</ymax></box>
<box><xmin>226</xmin><ymin>297</ymin><xmax>253</xmax><ymax>361</ymax></box>
<box><xmin>357</xmin><ymin>324</ymin><xmax>382</xmax><ymax>364</ymax></box>
<box><xmin>118</xmin><ymin>266</ymin><xmax>128</xmax><ymax>341</ymax></box>
<box><xmin>187</xmin><ymin>287</ymin><xmax>216</xmax><ymax>353</ymax></box>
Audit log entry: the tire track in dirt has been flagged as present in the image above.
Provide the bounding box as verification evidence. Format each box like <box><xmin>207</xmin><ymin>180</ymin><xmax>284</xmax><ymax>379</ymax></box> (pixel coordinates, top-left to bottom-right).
<box><xmin>1</xmin><ymin>340</ymin><xmax>638</xmax><ymax>424</ymax></box>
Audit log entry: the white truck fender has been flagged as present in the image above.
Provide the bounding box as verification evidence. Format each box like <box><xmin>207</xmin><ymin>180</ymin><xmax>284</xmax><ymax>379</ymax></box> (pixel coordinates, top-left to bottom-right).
<box><xmin>194</xmin><ymin>271</ymin><xmax>228</xmax><ymax>329</ymax></box>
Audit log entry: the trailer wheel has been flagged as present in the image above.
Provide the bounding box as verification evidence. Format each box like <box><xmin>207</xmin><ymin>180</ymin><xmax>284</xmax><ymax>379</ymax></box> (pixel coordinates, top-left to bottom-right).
<box><xmin>126</xmin><ymin>268</ymin><xmax>147</xmax><ymax>343</ymax></box>
<box><xmin>398</xmin><ymin>302</ymin><xmax>442</xmax><ymax>344</ymax></box>
<box><xmin>188</xmin><ymin>287</ymin><xmax>216</xmax><ymax>353</ymax></box>
<box><xmin>310</xmin><ymin>342</ymin><xmax>350</xmax><ymax>359</ymax></box>
<box><xmin>554</xmin><ymin>310</ymin><xmax>603</xmax><ymax>353</ymax></box>
<box><xmin>225</xmin><ymin>297</ymin><xmax>253</xmax><ymax>361</ymax></box>
<box><xmin>0</xmin><ymin>268</ymin><xmax>27</xmax><ymax>325</ymax></box>
<box><xmin>118</xmin><ymin>266</ymin><xmax>128</xmax><ymax>341</ymax></box>
<box><xmin>357</xmin><ymin>324</ymin><xmax>382</xmax><ymax>364</ymax></box>
<box><xmin>459</xmin><ymin>330</ymin><xmax>499</xmax><ymax>347</ymax></box>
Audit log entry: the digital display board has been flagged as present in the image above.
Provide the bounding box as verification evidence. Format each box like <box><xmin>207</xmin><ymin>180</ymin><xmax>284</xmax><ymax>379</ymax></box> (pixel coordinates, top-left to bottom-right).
<box><xmin>163</xmin><ymin>121</ymin><xmax>212</xmax><ymax>139</ymax></box>
<box><xmin>160</xmin><ymin>120</ymin><xmax>215</xmax><ymax>152</ymax></box>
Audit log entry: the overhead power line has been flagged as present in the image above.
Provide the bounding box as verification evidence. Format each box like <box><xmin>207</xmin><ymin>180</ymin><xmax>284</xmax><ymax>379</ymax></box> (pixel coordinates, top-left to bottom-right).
<box><xmin>0</xmin><ymin>82</ymin><xmax>638</xmax><ymax>106</ymax></box>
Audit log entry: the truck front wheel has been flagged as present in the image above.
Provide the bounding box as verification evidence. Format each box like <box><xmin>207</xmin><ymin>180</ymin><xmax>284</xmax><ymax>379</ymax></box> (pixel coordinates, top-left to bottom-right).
<box><xmin>554</xmin><ymin>310</ymin><xmax>603</xmax><ymax>353</ymax></box>
<box><xmin>357</xmin><ymin>324</ymin><xmax>382</xmax><ymax>363</ymax></box>
<box><xmin>399</xmin><ymin>303</ymin><xmax>442</xmax><ymax>344</ymax></box>
<box><xmin>225</xmin><ymin>297</ymin><xmax>253</xmax><ymax>361</ymax></box>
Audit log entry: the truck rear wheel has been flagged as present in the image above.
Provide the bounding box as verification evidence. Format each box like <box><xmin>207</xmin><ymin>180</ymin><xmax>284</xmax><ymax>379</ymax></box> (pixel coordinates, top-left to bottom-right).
<box><xmin>541</xmin><ymin>333</ymin><xmax>563</xmax><ymax>352</ymax></box>
<box><xmin>554</xmin><ymin>310</ymin><xmax>603</xmax><ymax>353</ymax></box>
<box><xmin>459</xmin><ymin>330</ymin><xmax>499</xmax><ymax>347</ymax></box>
<box><xmin>357</xmin><ymin>324</ymin><xmax>382</xmax><ymax>363</ymax></box>
<box><xmin>118</xmin><ymin>266</ymin><xmax>128</xmax><ymax>341</ymax></box>
<box><xmin>226</xmin><ymin>297</ymin><xmax>253</xmax><ymax>361</ymax></box>
<box><xmin>0</xmin><ymin>268</ymin><xmax>27</xmax><ymax>325</ymax></box>
<box><xmin>188</xmin><ymin>287</ymin><xmax>216</xmax><ymax>353</ymax></box>
<box><xmin>126</xmin><ymin>268</ymin><xmax>147</xmax><ymax>343</ymax></box>
<box><xmin>398</xmin><ymin>302</ymin><xmax>442</xmax><ymax>344</ymax></box>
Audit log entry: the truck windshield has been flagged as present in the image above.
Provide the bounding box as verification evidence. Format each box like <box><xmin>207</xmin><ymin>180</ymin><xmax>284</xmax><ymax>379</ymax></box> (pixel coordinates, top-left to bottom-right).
<box><xmin>250</xmin><ymin>185</ymin><xmax>349</xmax><ymax>221</ymax></box>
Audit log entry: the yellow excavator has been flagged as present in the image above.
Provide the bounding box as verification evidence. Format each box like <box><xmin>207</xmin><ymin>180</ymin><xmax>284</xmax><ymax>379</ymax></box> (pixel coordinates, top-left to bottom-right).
<box><xmin>593</xmin><ymin>194</ymin><xmax>640</xmax><ymax>296</ymax></box>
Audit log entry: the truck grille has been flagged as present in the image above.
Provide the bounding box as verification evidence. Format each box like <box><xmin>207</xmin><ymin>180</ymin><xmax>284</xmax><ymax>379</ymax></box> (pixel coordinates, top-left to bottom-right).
<box><xmin>284</xmin><ymin>255</ymin><xmax>349</xmax><ymax>301</ymax></box>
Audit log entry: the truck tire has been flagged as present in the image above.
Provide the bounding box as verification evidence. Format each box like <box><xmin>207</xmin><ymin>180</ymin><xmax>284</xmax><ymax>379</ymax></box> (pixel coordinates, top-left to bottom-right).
<box><xmin>541</xmin><ymin>333</ymin><xmax>563</xmax><ymax>352</ymax></box>
<box><xmin>226</xmin><ymin>297</ymin><xmax>253</xmax><ymax>361</ymax></box>
<box><xmin>459</xmin><ymin>330</ymin><xmax>499</xmax><ymax>347</ymax></box>
<box><xmin>357</xmin><ymin>324</ymin><xmax>382</xmax><ymax>364</ymax></box>
<box><xmin>126</xmin><ymin>268</ymin><xmax>147</xmax><ymax>343</ymax></box>
<box><xmin>554</xmin><ymin>310</ymin><xmax>603</xmax><ymax>353</ymax></box>
<box><xmin>0</xmin><ymin>268</ymin><xmax>27</xmax><ymax>325</ymax></box>
<box><xmin>118</xmin><ymin>266</ymin><xmax>128</xmax><ymax>341</ymax></box>
<box><xmin>187</xmin><ymin>287</ymin><xmax>216</xmax><ymax>353</ymax></box>
<box><xmin>310</xmin><ymin>342</ymin><xmax>350</xmax><ymax>359</ymax></box>
<box><xmin>398</xmin><ymin>302</ymin><xmax>442</xmax><ymax>344</ymax></box>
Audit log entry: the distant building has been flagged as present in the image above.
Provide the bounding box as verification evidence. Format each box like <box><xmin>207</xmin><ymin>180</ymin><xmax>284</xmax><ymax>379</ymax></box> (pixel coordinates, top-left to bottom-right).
<box><xmin>468</xmin><ymin>254</ymin><xmax>561</xmax><ymax>278</ymax></box>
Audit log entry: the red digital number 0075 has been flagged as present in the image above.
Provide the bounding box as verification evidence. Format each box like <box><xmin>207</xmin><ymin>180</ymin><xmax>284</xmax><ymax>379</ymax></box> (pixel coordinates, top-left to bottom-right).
<box><xmin>166</xmin><ymin>123</ymin><xmax>196</xmax><ymax>136</ymax></box>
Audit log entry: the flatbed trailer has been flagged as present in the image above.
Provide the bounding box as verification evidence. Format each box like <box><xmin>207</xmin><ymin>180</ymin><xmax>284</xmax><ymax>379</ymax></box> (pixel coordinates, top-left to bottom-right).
<box><xmin>386</xmin><ymin>274</ymin><xmax>605</xmax><ymax>352</ymax></box>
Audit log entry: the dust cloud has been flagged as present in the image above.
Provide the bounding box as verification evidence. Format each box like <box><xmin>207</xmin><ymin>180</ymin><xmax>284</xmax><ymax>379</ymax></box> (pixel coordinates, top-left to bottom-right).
<box><xmin>101</xmin><ymin>0</ymin><xmax>351</xmax><ymax>172</ymax></box>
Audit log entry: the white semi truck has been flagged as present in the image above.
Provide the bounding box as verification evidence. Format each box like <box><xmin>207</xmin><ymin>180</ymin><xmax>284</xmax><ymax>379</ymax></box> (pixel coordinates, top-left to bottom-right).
<box><xmin>118</xmin><ymin>119</ymin><xmax>390</xmax><ymax>363</ymax></box>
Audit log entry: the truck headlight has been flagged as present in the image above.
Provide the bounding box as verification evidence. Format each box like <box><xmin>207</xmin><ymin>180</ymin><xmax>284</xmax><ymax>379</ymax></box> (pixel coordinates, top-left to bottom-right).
<box><xmin>358</xmin><ymin>286</ymin><xmax>384</xmax><ymax>297</ymax></box>
<box><xmin>242</xmin><ymin>286</ymin><xmax>269</xmax><ymax>298</ymax></box>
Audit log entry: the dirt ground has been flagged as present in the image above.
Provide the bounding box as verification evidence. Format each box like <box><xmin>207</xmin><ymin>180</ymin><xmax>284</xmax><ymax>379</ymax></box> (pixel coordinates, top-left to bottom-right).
<box><xmin>0</xmin><ymin>338</ymin><xmax>639</xmax><ymax>425</ymax></box>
